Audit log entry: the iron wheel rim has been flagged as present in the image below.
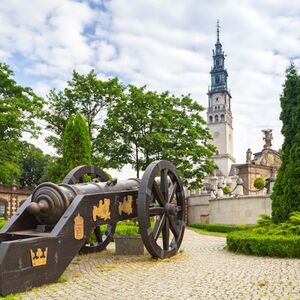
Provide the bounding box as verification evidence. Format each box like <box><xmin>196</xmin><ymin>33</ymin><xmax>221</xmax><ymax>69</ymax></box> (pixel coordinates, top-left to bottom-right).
<box><xmin>137</xmin><ymin>160</ymin><xmax>185</xmax><ymax>258</ymax></box>
<box><xmin>62</xmin><ymin>165</ymin><xmax>117</xmax><ymax>254</ymax></box>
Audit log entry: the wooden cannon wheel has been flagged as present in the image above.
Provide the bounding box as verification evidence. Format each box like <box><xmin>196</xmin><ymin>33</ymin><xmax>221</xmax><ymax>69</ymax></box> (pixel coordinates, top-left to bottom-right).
<box><xmin>62</xmin><ymin>165</ymin><xmax>116</xmax><ymax>254</ymax></box>
<box><xmin>137</xmin><ymin>160</ymin><xmax>185</xmax><ymax>259</ymax></box>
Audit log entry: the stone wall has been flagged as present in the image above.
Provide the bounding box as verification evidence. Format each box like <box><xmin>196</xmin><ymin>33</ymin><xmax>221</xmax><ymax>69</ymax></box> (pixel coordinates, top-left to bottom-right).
<box><xmin>187</xmin><ymin>194</ymin><xmax>210</xmax><ymax>225</ymax></box>
<box><xmin>209</xmin><ymin>195</ymin><xmax>271</xmax><ymax>225</ymax></box>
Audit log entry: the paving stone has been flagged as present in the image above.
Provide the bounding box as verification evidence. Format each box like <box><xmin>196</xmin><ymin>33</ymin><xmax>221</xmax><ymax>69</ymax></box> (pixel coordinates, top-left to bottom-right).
<box><xmin>16</xmin><ymin>229</ymin><xmax>300</xmax><ymax>300</ymax></box>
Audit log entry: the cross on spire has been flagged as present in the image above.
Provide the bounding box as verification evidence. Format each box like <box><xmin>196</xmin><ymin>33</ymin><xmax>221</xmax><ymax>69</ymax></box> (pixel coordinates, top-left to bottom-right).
<box><xmin>217</xmin><ymin>19</ymin><xmax>220</xmax><ymax>42</ymax></box>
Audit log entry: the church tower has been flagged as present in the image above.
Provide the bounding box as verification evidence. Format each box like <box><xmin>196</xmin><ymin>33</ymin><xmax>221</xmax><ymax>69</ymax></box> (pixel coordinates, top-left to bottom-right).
<box><xmin>207</xmin><ymin>21</ymin><xmax>235</xmax><ymax>176</ymax></box>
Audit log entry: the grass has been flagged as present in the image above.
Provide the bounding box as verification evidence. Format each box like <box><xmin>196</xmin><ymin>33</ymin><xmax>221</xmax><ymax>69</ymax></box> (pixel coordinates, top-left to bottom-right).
<box><xmin>0</xmin><ymin>295</ymin><xmax>16</xmax><ymax>299</ymax></box>
<box><xmin>188</xmin><ymin>226</ymin><xmax>227</xmax><ymax>237</ymax></box>
<box><xmin>0</xmin><ymin>219</ymin><xmax>7</xmax><ymax>229</ymax></box>
<box><xmin>57</xmin><ymin>276</ymin><xmax>67</xmax><ymax>284</ymax></box>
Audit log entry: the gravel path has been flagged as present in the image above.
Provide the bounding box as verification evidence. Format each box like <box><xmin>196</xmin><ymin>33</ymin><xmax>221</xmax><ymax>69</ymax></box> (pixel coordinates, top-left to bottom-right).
<box><xmin>19</xmin><ymin>229</ymin><xmax>300</xmax><ymax>300</ymax></box>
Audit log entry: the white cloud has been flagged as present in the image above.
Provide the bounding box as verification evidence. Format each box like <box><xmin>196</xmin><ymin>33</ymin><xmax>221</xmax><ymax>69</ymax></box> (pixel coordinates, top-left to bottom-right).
<box><xmin>1</xmin><ymin>0</ymin><xmax>299</xmax><ymax>169</ymax></box>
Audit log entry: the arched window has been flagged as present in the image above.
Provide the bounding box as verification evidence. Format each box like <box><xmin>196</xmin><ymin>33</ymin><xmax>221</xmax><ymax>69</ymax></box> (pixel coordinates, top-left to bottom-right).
<box><xmin>216</xmin><ymin>75</ymin><xmax>220</xmax><ymax>84</ymax></box>
<box><xmin>215</xmin><ymin>115</ymin><xmax>219</xmax><ymax>122</ymax></box>
<box><xmin>209</xmin><ymin>116</ymin><xmax>213</xmax><ymax>123</ymax></box>
<box><xmin>221</xmin><ymin>114</ymin><xmax>225</xmax><ymax>122</ymax></box>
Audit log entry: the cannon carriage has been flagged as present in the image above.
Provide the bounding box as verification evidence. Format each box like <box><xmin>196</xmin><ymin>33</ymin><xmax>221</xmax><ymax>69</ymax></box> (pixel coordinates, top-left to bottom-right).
<box><xmin>0</xmin><ymin>160</ymin><xmax>185</xmax><ymax>295</ymax></box>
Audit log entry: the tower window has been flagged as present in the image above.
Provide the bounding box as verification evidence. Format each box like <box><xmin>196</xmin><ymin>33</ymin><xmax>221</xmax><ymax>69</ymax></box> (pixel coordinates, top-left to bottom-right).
<box><xmin>216</xmin><ymin>97</ymin><xmax>218</xmax><ymax>102</ymax></box>
<box><xmin>221</xmin><ymin>114</ymin><xmax>225</xmax><ymax>122</ymax></box>
<box><xmin>216</xmin><ymin>75</ymin><xmax>220</xmax><ymax>84</ymax></box>
<box><xmin>209</xmin><ymin>116</ymin><xmax>213</xmax><ymax>123</ymax></box>
<box><xmin>215</xmin><ymin>115</ymin><xmax>219</xmax><ymax>122</ymax></box>
<box><xmin>216</xmin><ymin>60</ymin><xmax>219</xmax><ymax>66</ymax></box>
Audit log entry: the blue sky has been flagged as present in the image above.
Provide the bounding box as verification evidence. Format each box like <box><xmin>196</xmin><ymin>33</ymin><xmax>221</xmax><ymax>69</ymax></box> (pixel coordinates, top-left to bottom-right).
<box><xmin>1</xmin><ymin>0</ymin><xmax>300</xmax><ymax>176</ymax></box>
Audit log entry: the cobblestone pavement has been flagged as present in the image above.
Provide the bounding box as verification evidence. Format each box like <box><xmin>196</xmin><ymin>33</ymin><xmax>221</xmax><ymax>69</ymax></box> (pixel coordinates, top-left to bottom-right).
<box><xmin>17</xmin><ymin>229</ymin><xmax>300</xmax><ymax>300</ymax></box>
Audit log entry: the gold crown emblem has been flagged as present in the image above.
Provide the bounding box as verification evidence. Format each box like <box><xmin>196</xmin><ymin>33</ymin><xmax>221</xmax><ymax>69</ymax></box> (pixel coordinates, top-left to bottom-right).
<box><xmin>93</xmin><ymin>198</ymin><xmax>111</xmax><ymax>221</ymax></box>
<box><xmin>74</xmin><ymin>213</ymin><xmax>84</xmax><ymax>240</ymax></box>
<box><xmin>118</xmin><ymin>195</ymin><xmax>133</xmax><ymax>215</ymax></box>
<box><xmin>30</xmin><ymin>247</ymin><xmax>48</xmax><ymax>267</ymax></box>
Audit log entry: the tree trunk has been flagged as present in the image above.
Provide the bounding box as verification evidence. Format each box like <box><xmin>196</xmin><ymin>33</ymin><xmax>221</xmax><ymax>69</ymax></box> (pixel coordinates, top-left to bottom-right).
<box><xmin>135</xmin><ymin>144</ymin><xmax>139</xmax><ymax>178</ymax></box>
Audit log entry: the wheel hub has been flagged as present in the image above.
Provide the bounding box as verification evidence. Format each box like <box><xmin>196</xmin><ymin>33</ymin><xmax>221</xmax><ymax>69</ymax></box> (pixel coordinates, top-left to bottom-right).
<box><xmin>165</xmin><ymin>203</ymin><xmax>180</xmax><ymax>216</ymax></box>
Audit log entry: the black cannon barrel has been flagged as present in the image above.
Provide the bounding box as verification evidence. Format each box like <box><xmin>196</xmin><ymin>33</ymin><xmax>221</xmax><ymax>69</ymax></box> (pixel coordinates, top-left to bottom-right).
<box><xmin>27</xmin><ymin>178</ymin><xmax>140</xmax><ymax>225</ymax></box>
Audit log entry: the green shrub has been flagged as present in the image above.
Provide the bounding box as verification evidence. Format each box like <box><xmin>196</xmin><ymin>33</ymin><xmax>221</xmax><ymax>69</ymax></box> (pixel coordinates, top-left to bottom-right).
<box><xmin>115</xmin><ymin>222</ymin><xmax>139</xmax><ymax>236</ymax></box>
<box><xmin>223</xmin><ymin>185</ymin><xmax>231</xmax><ymax>194</ymax></box>
<box><xmin>189</xmin><ymin>223</ymin><xmax>251</xmax><ymax>233</ymax></box>
<box><xmin>227</xmin><ymin>212</ymin><xmax>300</xmax><ymax>257</ymax></box>
<box><xmin>253</xmin><ymin>177</ymin><xmax>265</xmax><ymax>190</ymax></box>
<box><xmin>227</xmin><ymin>231</ymin><xmax>300</xmax><ymax>258</ymax></box>
<box><xmin>87</xmin><ymin>221</ymin><xmax>140</xmax><ymax>244</ymax></box>
<box><xmin>253</xmin><ymin>212</ymin><xmax>300</xmax><ymax>236</ymax></box>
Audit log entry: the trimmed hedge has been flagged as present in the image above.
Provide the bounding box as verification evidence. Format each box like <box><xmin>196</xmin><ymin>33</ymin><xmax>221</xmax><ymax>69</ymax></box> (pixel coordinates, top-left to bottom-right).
<box><xmin>189</xmin><ymin>223</ymin><xmax>251</xmax><ymax>233</ymax></box>
<box><xmin>227</xmin><ymin>230</ymin><xmax>300</xmax><ymax>258</ymax></box>
<box><xmin>253</xmin><ymin>177</ymin><xmax>265</xmax><ymax>190</ymax></box>
<box><xmin>115</xmin><ymin>222</ymin><xmax>139</xmax><ymax>236</ymax></box>
<box><xmin>87</xmin><ymin>221</ymin><xmax>140</xmax><ymax>244</ymax></box>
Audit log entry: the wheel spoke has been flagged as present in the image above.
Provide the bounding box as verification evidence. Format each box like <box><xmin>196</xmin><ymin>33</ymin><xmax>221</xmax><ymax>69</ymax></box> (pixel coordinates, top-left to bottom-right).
<box><xmin>94</xmin><ymin>226</ymin><xmax>103</xmax><ymax>243</ymax></box>
<box><xmin>168</xmin><ymin>182</ymin><xmax>177</xmax><ymax>203</ymax></box>
<box><xmin>162</xmin><ymin>217</ymin><xmax>170</xmax><ymax>250</ymax></box>
<box><xmin>169</xmin><ymin>215</ymin><xmax>180</xmax><ymax>238</ymax></box>
<box><xmin>161</xmin><ymin>169</ymin><xmax>168</xmax><ymax>203</ymax></box>
<box><xmin>153</xmin><ymin>214</ymin><xmax>166</xmax><ymax>240</ymax></box>
<box><xmin>149</xmin><ymin>206</ymin><xmax>165</xmax><ymax>216</ymax></box>
<box><xmin>153</xmin><ymin>181</ymin><xmax>166</xmax><ymax>206</ymax></box>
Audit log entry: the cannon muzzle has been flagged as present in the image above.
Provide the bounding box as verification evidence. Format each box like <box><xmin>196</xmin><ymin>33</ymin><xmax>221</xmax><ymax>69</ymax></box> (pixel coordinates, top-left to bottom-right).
<box><xmin>27</xmin><ymin>182</ymin><xmax>74</xmax><ymax>225</ymax></box>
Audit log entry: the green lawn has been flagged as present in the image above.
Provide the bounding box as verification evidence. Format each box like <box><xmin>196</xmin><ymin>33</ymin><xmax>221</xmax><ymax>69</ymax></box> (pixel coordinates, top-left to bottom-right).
<box><xmin>188</xmin><ymin>226</ymin><xmax>227</xmax><ymax>237</ymax></box>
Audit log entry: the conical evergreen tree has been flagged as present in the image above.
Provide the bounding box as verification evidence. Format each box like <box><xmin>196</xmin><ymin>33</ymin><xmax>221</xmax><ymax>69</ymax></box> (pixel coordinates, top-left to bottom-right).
<box><xmin>272</xmin><ymin>64</ymin><xmax>300</xmax><ymax>222</ymax></box>
<box><xmin>62</xmin><ymin>112</ymin><xmax>92</xmax><ymax>175</ymax></box>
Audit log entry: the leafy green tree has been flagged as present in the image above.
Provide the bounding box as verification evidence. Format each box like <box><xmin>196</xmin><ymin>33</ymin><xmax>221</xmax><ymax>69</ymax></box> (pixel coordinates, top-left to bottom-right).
<box><xmin>19</xmin><ymin>143</ymin><xmax>51</xmax><ymax>188</ymax></box>
<box><xmin>0</xmin><ymin>63</ymin><xmax>44</xmax><ymax>184</ymax></box>
<box><xmin>62</xmin><ymin>112</ymin><xmax>92</xmax><ymax>176</ymax></box>
<box><xmin>44</xmin><ymin>70</ymin><xmax>124</xmax><ymax>154</ymax></box>
<box><xmin>97</xmin><ymin>85</ymin><xmax>216</xmax><ymax>188</ymax></box>
<box><xmin>40</xmin><ymin>156</ymin><xmax>64</xmax><ymax>184</ymax></box>
<box><xmin>0</xmin><ymin>63</ymin><xmax>44</xmax><ymax>141</ymax></box>
<box><xmin>272</xmin><ymin>64</ymin><xmax>300</xmax><ymax>222</ymax></box>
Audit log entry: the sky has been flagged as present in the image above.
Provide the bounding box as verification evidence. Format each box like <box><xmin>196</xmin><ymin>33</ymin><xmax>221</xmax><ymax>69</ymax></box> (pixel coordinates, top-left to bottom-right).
<box><xmin>1</xmin><ymin>0</ymin><xmax>300</xmax><ymax>177</ymax></box>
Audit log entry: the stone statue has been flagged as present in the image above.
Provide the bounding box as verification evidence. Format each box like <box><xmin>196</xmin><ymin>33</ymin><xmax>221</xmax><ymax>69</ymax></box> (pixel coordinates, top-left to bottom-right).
<box><xmin>262</xmin><ymin>129</ymin><xmax>273</xmax><ymax>149</ymax></box>
<box><xmin>246</xmin><ymin>148</ymin><xmax>252</xmax><ymax>164</ymax></box>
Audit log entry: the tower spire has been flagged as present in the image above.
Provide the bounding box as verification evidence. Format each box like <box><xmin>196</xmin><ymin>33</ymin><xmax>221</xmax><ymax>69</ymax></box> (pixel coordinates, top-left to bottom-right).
<box><xmin>217</xmin><ymin>19</ymin><xmax>220</xmax><ymax>42</ymax></box>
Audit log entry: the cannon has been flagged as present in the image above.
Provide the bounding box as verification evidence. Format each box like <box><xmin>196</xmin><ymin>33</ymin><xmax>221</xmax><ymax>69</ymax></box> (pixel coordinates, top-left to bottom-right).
<box><xmin>0</xmin><ymin>160</ymin><xmax>185</xmax><ymax>295</ymax></box>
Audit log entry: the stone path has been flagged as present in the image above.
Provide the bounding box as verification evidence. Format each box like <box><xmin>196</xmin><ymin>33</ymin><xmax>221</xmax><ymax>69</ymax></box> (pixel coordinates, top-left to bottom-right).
<box><xmin>18</xmin><ymin>229</ymin><xmax>300</xmax><ymax>300</ymax></box>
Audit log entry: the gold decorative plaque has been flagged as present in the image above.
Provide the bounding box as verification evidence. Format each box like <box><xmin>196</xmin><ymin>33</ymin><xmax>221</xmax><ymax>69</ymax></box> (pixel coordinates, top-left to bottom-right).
<box><xmin>93</xmin><ymin>198</ymin><xmax>111</xmax><ymax>221</ymax></box>
<box><xmin>118</xmin><ymin>195</ymin><xmax>133</xmax><ymax>215</ymax></box>
<box><xmin>30</xmin><ymin>247</ymin><xmax>48</xmax><ymax>267</ymax></box>
<box><xmin>74</xmin><ymin>213</ymin><xmax>84</xmax><ymax>240</ymax></box>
